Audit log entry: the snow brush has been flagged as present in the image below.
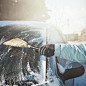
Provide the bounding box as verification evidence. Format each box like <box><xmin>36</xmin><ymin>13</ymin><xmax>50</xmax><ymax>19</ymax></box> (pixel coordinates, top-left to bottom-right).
<box><xmin>3</xmin><ymin>38</ymin><xmax>39</xmax><ymax>50</ymax></box>
<box><xmin>3</xmin><ymin>37</ymin><xmax>48</xmax><ymax>81</ymax></box>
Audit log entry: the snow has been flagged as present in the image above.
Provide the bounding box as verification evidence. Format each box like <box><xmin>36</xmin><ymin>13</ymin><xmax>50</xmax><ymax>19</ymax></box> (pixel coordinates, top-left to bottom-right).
<box><xmin>57</xmin><ymin>63</ymin><xmax>66</xmax><ymax>74</ymax></box>
<box><xmin>0</xmin><ymin>21</ymin><xmax>47</xmax><ymax>28</ymax></box>
<box><xmin>0</xmin><ymin>21</ymin><xmax>86</xmax><ymax>86</ymax></box>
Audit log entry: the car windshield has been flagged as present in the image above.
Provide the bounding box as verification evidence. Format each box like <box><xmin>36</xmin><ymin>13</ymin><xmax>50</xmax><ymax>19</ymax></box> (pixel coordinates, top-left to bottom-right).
<box><xmin>0</xmin><ymin>25</ymin><xmax>46</xmax><ymax>82</ymax></box>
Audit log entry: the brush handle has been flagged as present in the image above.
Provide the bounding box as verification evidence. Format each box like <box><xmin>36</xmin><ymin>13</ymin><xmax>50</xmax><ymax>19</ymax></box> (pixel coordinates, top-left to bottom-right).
<box><xmin>27</xmin><ymin>45</ymin><xmax>39</xmax><ymax>49</ymax></box>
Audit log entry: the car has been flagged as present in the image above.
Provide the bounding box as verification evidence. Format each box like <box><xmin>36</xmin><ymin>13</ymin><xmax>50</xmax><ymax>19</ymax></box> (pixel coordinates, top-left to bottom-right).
<box><xmin>0</xmin><ymin>21</ymin><xmax>74</xmax><ymax>86</ymax></box>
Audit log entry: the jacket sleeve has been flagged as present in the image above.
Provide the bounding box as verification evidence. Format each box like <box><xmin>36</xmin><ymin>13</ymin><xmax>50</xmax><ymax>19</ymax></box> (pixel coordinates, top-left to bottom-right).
<box><xmin>55</xmin><ymin>43</ymin><xmax>86</xmax><ymax>63</ymax></box>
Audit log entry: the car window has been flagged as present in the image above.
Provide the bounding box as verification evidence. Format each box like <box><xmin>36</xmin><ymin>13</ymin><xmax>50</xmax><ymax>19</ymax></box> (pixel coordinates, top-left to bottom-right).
<box><xmin>0</xmin><ymin>25</ymin><xmax>45</xmax><ymax>81</ymax></box>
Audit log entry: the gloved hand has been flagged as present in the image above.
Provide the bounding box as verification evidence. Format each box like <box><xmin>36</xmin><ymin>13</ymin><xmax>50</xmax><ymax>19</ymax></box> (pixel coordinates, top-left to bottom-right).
<box><xmin>35</xmin><ymin>44</ymin><xmax>55</xmax><ymax>57</ymax></box>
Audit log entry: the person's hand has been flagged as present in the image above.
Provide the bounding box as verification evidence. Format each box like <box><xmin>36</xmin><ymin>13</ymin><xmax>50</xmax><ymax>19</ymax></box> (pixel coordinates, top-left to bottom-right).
<box><xmin>35</xmin><ymin>44</ymin><xmax>55</xmax><ymax>57</ymax></box>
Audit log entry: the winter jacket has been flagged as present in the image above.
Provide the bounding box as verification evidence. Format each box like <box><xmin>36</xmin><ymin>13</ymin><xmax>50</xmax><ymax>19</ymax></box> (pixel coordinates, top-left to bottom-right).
<box><xmin>55</xmin><ymin>43</ymin><xmax>86</xmax><ymax>63</ymax></box>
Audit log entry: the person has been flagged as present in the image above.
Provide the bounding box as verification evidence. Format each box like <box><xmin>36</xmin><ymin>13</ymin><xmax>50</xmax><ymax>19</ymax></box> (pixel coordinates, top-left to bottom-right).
<box><xmin>37</xmin><ymin>43</ymin><xmax>85</xmax><ymax>84</ymax></box>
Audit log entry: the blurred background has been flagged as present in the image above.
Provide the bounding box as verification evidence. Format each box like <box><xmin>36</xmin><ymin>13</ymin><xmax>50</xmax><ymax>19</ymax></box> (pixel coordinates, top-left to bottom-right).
<box><xmin>0</xmin><ymin>0</ymin><xmax>50</xmax><ymax>21</ymax></box>
<box><xmin>0</xmin><ymin>0</ymin><xmax>86</xmax><ymax>42</ymax></box>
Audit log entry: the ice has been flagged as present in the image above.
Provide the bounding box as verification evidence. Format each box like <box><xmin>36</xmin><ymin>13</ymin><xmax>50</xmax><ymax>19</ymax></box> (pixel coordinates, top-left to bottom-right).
<box><xmin>18</xmin><ymin>71</ymin><xmax>27</xmax><ymax>81</ymax></box>
<box><xmin>40</xmin><ymin>55</ymin><xmax>46</xmax><ymax>83</ymax></box>
<box><xmin>31</xmin><ymin>64</ymin><xmax>62</xmax><ymax>86</ymax></box>
<box><xmin>0</xmin><ymin>21</ymin><xmax>47</xmax><ymax>28</ymax></box>
<box><xmin>57</xmin><ymin>63</ymin><xmax>66</xmax><ymax>74</ymax></box>
<box><xmin>46</xmin><ymin>66</ymin><xmax>61</xmax><ymax>86</ymax></box>
<box><xmin>1</xmin><ymin>74</ymin><xmax>5</xmax><ymax>85</ymax></box>
<box><xmin>29</xmin><ymin>38</ymin><xmax>43</xmax><ymax>44</ymax></box>
<box><xmin>1</xmin><ymin>21</ymin><xmax>86</xmax><ymax>86</ymax></box>
<box><xmin>0</xmin><ymin>22</ymin><xmax>65</xmax><ymax>86</ymax></box>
